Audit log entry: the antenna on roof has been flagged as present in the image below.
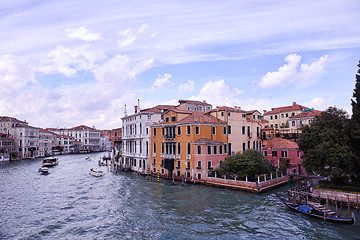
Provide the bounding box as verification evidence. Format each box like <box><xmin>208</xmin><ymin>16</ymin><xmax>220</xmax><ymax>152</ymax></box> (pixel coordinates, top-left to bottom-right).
<box><xmin>124</xmin><ymin>104</ymin><xmax>127</xmax><ymax>117</ymax></box>
<box><xmin>138</xmin><ymin>99</ymin><xmax>140</xmax><ymax>111</ymax></box>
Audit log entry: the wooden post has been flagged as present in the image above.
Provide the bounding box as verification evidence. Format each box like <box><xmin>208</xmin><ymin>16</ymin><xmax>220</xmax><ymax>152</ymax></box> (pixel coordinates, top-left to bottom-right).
<box><xmin>182</xmin><ymin>175</ymin><xmax>184</xmax><ymax>186</ymax></box>
<box><xmin>264</xmin><ymin>174</ymin><xmax>266</xmax><ymax>181</ymax></box>
<box><xmin>335</xmin><ymin>197</ymin><xmax>338</xmax><ymax>217</ymax></box>
<box><xmin>246</xmin><ymin>176</ymin><xmax>248</xmax><ymax>182</ymax></box>
<box><xmin>172</xmin><ymin>171</ymin><xmax>175</xmax><ymax>185</ymax></box>
<box><xmin>215</xmin><ymin>171</ymin><xmax>217</xmax><ymax>178</ymax></box>
<box><xmin>258</xmin><ymin>176</ymin><xmax>260</xmax><ymax>183</ymax></box>
<box><xmin>324</xmin><ymin>198</ymin><xmax>327</xmax><ymax>224</ymax></box>
<box><xmin>348</xmin><ymin>195</ymin><xmax>351</xmax><ymax>219</ymax></box>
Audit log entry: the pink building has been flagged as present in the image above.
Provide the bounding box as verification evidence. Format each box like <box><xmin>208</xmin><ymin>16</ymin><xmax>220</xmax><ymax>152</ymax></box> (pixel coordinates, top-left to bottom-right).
<box><xmin>192</xmin><ymin>137</ymin><xmax>226</xmax><ymax>179</ymax></box>
<box><xmin>262</xmin><ymin>138</ymin><xmax>304</xmax><ymax>175</ymax></box>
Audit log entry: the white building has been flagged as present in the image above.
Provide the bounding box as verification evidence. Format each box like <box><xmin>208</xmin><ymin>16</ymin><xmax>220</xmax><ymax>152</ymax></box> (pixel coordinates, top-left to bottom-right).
<box><xmin>121</xmin><ymin>104</ymin><xmax>176</xmax><ymax>173</ymax></box>
<box><xmin>48</xmin><ymin>125</ymin><xmax>101</xmax><ymax>152</ymax></box>
<box><xmin>57</xmin><ymin>134</ymin><xmax>75</xmax><ymax>153</ymax></box>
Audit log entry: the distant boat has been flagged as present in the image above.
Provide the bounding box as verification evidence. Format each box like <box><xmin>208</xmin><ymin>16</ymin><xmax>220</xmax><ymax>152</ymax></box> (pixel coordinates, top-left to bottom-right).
<box><xmin>42</xmin><ymin>157</ymin><xmax>59</xmax><ymax>167</ymax></box>
<box><xmin>38</xmin><ymin>167</ymin><xmax>49</xmax><ymax>175</ymax></box>
<box><xmin>85</xmin><ymin>156</ymin><xmax>91</xmax><ymax>160</ymax></box>
<box><xmin>0</xmin><ymin>155</ymin><xmax>10</xmax><ymax>162</ymax></box>
<box><xmin>89</xmin><ymin>168</ymin><xmax>104</xmax><ymax>177</ymax></box>
<box><xmin>276</xmin><ymin>193</ymin><xmax>355</xmax><ymax>224</ymax></box>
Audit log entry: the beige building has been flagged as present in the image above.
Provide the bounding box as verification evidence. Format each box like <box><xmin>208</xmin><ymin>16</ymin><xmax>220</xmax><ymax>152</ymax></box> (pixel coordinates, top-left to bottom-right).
<box><xmin>39</xmin><ymin>129</ymin><xmax>57</xmax><ymax>157</ymax></box>
<box><xmin>263</xmin><ymin>102</ymin><xmax>309</xmax><ymax>134</ymax></box>
<box><xmin>207</xmin><ymin>106</ymin><xmax>266</xmax><ymax>155</ymax></box>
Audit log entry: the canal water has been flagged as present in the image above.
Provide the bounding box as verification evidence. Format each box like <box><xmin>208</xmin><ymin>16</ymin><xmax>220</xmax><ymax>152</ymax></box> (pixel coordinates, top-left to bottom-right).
<box><xmin>0</xmin><ymin>153</ymin><xmax>359</xmax><ymax>240</ymax></box>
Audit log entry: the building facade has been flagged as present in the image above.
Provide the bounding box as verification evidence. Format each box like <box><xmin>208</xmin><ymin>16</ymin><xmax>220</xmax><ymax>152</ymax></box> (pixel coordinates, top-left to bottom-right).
<box><xmin>38</xmin><ymin>129</ymin><xmax>57</xmax><ymax>157</ymax></box>
<box><xmin>151</xmin><ymin>110</ymin><xmax>228</xmax><ymax>180</ymax></box>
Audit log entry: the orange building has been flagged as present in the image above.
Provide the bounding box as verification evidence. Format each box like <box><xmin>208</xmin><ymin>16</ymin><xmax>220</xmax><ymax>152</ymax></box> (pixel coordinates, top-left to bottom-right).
<box><xmin>150</xmin><ymin>109</ymin><xmax>228</xmax><ymax>181</ymax></box>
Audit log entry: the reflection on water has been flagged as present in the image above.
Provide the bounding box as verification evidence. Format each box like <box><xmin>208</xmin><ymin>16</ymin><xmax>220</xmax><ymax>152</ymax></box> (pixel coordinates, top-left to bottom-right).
<box><xmin>0</xmin><ymin>153</ymin><xmax>359</xmax><ymax>240</ymax></box>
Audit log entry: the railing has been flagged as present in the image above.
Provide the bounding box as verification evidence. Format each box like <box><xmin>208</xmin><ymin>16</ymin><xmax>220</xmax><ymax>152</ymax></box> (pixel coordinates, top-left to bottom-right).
<box><xmin>186</xmin><ymin>154</ymin><xmax>191</xmax><ymax>160</ymax></box>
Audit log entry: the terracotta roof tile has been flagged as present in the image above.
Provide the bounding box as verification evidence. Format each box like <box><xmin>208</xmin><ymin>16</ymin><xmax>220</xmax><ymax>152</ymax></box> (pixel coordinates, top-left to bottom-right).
<box><xmin>264</xmin><ymin>102</ymin><xmax>309</xmax><ymax>115</ymax></box>
<box><xmin>177</xmin><ymin>112</ymin><xmax>226</xmax><ymax>124</ymax></box>
<box><xmin>264</xmin><ymin>138</ymin><xmax>299</xmax><ymax>149</ymax></box>
<box><xmin>289</xmin><ymin>110</ymin><xmax>322</xmax><ymax>119</ymax></box>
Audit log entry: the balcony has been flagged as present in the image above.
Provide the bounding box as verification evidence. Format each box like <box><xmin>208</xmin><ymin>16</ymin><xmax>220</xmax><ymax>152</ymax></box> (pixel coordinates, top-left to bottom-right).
<box><xmin>176</xmin><ymin>154</ymin><xmax>181</xmax><ymax>159</ymax></box>
<box><xmin>164</xmin><ymin>135</ymin><xmax>176</xmax><ymax>140</ymax></box>
<box><xmin>196</xmin><ymin>166</ymin><xmax>202</xmax><ymax>169</ymax></box>
<box><xmin>186</xmin><ymin>154</ymin><xmax>191</xmax><ymax>160</ymax></box>
<box><xmin>152</xmin><ymin>153</ymin><xmax>156</xmax><ymax>157</ymax></box>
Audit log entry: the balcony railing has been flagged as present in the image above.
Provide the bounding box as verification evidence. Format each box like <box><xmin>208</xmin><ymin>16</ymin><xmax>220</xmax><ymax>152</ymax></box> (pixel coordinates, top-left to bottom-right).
<box><xmin>186</xmin><ymin>154</ymin><xmax>191</xmax><ymax>160</ymax></box>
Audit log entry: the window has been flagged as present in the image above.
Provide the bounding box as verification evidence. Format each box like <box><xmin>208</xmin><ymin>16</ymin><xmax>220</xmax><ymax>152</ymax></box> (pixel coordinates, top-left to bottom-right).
<box><xmin>208</xmin><ymin>161</ymin><xmax>212</xmax><ymax>169</ymax></box>
<box><xmin>161</xmin><ymin>159</ymin><xmax>164</xmax><ymax>167</ymax></box>
<box><xmin>286</xmin><ymin>113</ymin><xmax>289</xmax><ymax>118</ymax></box>
<box><xmin>162</xmin><ymin>127</ymin><xmax>165</xmax><ymax>136</ymax></box>
<box><xmin>242</xmin><ymin>114</ymin><xmax>246</xmax><ymax>118</ymax></box>
<box><xmin>153</xmin><ymin>168</ymin><xmax>156</xmax><ymax>173</ymax></box>
<box><xmin>146</xmin><ymin>128</ymin><xmax>149</xmax><ymax>134</ymax></box>
<box><xmin>177</xmin><ymin>171</ymin><xmax>180</xmax><ymax>176</ymax></box>
<box><xmin>270</xmin><ymin>116</ymin><xmax>273</xmax><ymax>120</ymax></box>
<box><xmin>161</xmin><ymin>142</ymin><xmax>164</xmax><ymax>153</ymax></box>
<box><xmin>228</xmin><ymin>112</ymin><xmax>231</xmax><ymax>117</ymax></box>
<box><xmin>247</xmin><ymin>141</ymin><xmax>250</xmax><ymax>149</ymax></box>
<box><xmin>187</xmin><ymin>142</ymin><xmax>191</xmax><ymax>154</ymax></box>
<box><xmin>212</xmin><ymin>126</ymin><xmax>216</xmax><ymax>135</ymax></box>
<box><xmin>223</xmin><ymin>127</ymin><xmax>227</xmax><ymax>134</ymax></box>
<box><xmin>272</xmin><ymin>151</ymin><xmax>277</xmax><ymax>157</ymax></box>
<box><xmin>264</xmin><ymin>150</ymin><xmax>267</xmax><ymax>156</ymax></box>
<box><xmin>224</xmin><ymin>144</ymin><xmax>227</xmax><ymax>153</ymax></box>
<box><xmin>297</xmin><ymin>151</ymin><xmax>300</xmax><ymax>157</ymax></box>
<box><xmin>281</xmin><ymin>114</ymin><xmax>284</xmax><ymax>118</ymax></box>
<box><xmin>177</xmin><ymin>126</ymin><xmax>181</xmax><ymax>135</ymax></box>
<box><xmin>219</xmin><ymin>145</ymin><xmax>223</xmax><ymax>154</ymax></box>
<box><xmin>178</xmin><ymin>142</ymin><xmax>181</xmax><ymax>154</ymax></box>
<box><xmin>146</xmin><ymin>141</ymin><xmax>149</xmax><ymax>154</ymax></box>
<box><xmin>197</xmin><ymin>145</ymin><xmax>201</xmax><ymax>154</ymax></box>
<box><xmin>292</xmin><ymin>121</ymin><xmax>296</xmax><ymax>127</ymax></box>
<box><xmin>207</xmin><ymin>146</ymin><xmax>211</xmax><ymax>154</ymax></box>
<box><xmin>228</xmin><ymin>143</ymin><xmax>232</xmax><ymax>155</ymax></box>
<box><xmin>213</xmin><ymin>146</ymin><xmax>217</xmax><ymax>154</ymax></box>
<box><xmin>197</xmin><ymin>161</ymin><xmax>201</xmax><ymax>169</ymax></box>
<box><xmin>161</xmin><ymin>169</ymin><xmax>164</xmax><ymax>174</ymax></box>
<box><xmin>153</xmin><ymin>159</ymin><xmax>156</xmax><ymax>165</ymax></box>
<box><xmin>177</xmin><ymin>161</ymin><xmax>180</xmax><ymax>168</ymax></box>
<box><xmin>242</xmin><ymin>126</ymin><xmax>245</xmax><ymax>134</ymax></box>
<box><xmin>220</xmin><ymin>160</ymin><xmax>223</xmax><ymax>166</ymax></box>
<box><xmin>171</xmin><ymin>116</ymin><xmax>176</xmax><ymax>122</ymax></box>
<box><xmin>282</xmin><ymin>151</ymin><xmax>288</xmax><ymax>158</ymax></box>
<box><xmin>228</xmin><ymin>126</ymin><xmax>231</xmax><ymax>134</ymax></box>
<box><xmin>187</xmin><ymin>162</ymin><xmax>190</xmax><ymax>169</ymax></box>
<box><xmin>275</xmin><ymin>124</ymin><xmax>278</xmax><ymax>128</ymax></box>
<box><xmin>187</xmin><ymin>125</ymin><xmax>191</xmax><ymax>134</ymax></box>
<box><xmin>247</xmin><ymin>126</ymin><xmax>250</xmax><ymax>137</ymax></box>
<box><xmin>195</xmin><ymin>126</ymin><xmax>200</xmax><ymax>135</ymax></box>
<box><xmin>275</xmin><ymin>115</ymin><xmax>278</xmax><ymax>119</ymax></box>
<box><xmin>153</xmin><ymin>128</ymin><xmax>157</xmax><ymax>136</ymax></box>
<box><xmin>153</xmin><ymin>142</ymin><xmax>156</xmax><ymax>153</ymax></box>
<box><xmin>166</xmin><ymin>117</ymin><xmax>169</xmax><ymax>122</ymax></box>
<box><xmin>221</xmin><ymin>112</ymin><xmax>224</xmax><ymax>116</ymax></box>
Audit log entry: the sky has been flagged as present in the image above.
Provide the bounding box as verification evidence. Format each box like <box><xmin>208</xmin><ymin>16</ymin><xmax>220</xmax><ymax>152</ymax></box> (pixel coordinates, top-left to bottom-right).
<box><xmin>1</xmin><ymin>0</ymin><xmax>360</xmax><ymax>130</ymax></box>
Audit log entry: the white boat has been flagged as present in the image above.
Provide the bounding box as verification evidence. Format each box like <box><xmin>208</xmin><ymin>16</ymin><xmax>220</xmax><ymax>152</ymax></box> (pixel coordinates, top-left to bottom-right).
<box><xmin>0</xmin><ymin>155</ymin><xmax>10</xmax><ymax>162</ymax></box>
<box><xmin>85</xmin><ymin>156</ymin><xmax>91</xmax><ymax>160</ymax></box>
<box><xmin>38</xmin><ymin>167</ymin><xmax>49</xmax><ymax>174</ymax></box>
<box><xmin>42</xmin><ymin>157</ymin><xmax>58</xmax><ymax>167</ymax></box>
<box><xmin>89</xmin><ymin>168</ymin><xmax>104</xmax><ymax>177</ymax></box>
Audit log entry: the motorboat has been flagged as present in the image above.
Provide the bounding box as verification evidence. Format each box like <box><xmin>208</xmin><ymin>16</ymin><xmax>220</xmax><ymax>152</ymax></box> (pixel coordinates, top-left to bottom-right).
<box><xmin>85</xmin><ymin>156</ymin><xmax>91</xmax><ymax>160</ymax></box>
<box><xmin>42</xmin><ymin>157</ymin><xmax>58</xmax><ymax>167</ymax></box>
<box><xmin>38</xmin><ymin>167</ymin><xmax>49</xmax><ymax>175</ymax></box>
<box><xmin>89</xmin><ymin>168</ymin><xmax>104</xmax><ymax>177</ymax></box>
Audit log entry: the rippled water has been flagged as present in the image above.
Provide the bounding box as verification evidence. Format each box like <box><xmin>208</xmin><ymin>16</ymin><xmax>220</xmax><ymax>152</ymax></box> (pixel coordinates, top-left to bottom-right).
<box><xmin>1</xmin><ymin>153</ymin><xmax>359</xmax><ymax>240</ymax></box>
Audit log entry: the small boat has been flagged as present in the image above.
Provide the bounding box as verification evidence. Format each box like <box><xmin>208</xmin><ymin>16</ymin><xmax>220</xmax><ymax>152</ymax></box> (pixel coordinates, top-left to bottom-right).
<box><xmin>38</xmin><ymin>167</ymin><xmax>49</xmax><ymax>175</ymax></box>
<box><xmin>276</xmin><ymin>193</ymin><xmax>355</xmax><ymax>224</ymax></box>
<box><xmin>89</xmin><ymin>168</ymin><xmax>104</xmax><ymax>177</ymax></box>
<box><xmin>85</xmin><ymin>156</ymin><xmax>91</xmax><ymax>160</ymax></box>
<box><xmin>42</xmin><ymin>157</ymin><xmax>59</xmax><ymax>167</ymax></box>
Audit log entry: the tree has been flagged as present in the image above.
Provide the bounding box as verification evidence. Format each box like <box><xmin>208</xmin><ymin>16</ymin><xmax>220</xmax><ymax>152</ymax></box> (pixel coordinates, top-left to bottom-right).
<box><xmin>216</xmin><ymin>149</ymin><xmax>274</xmax><ymax>180</ymax></box>
<box><xmin>351</xmin><ymin>60</ymin><xmax>360</xmax><ymax>178</ymax></box>
<box><xmin>279</xmin><ymin>158</ymin><xmax>290</xmax><ymax>172</ymax></box>
<box><xmin>298</xmin><ymin>107</ymin><xmax>355</xmax><ymax>185</ymax></box>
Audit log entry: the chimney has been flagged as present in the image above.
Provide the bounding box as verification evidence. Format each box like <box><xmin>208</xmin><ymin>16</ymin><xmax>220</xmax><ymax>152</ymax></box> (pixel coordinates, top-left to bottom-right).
<box><xmin>134</xmin><ymin>105</ymin><xmax>138</xmax><ymax>113</ymax></box>
<box><xmin>293</xmin><ymin>102</ymin><xmax>297</xmax><ymax>106</ymax></box>
<box><xmin>137</xmin><ymin>99</ymin><xmax>140</xmax><ymax>111</ymax></box>
<box><xmin>200</xmin><ymin>115</ymin><xmax>204</xmax><ymax>122</ymax></box>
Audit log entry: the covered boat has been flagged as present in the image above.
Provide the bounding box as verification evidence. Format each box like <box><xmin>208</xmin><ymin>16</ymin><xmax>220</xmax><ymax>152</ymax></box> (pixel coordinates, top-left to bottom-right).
<box><xmin>42</xmin><ymin>157</ymin><xmax>58</xmax><ymax>167</ymax></box>
<box><xmin>276</xmin><ymin>193</ymin><xmax>355</xmax><ymax>224</ymax></box>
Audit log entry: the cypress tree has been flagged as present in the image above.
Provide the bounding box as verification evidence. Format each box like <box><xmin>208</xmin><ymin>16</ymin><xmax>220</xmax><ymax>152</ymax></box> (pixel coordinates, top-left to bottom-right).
<box><xmin>351</xmin><ymin>60</ymin><xmax>360</xmax><ymax>179</ymax></box>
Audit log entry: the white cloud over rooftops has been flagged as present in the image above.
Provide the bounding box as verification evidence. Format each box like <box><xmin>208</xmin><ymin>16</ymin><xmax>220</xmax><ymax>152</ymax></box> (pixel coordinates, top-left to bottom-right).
<box><xmin>66</xmin><ymin>26</ymin><xmax>102</xmax><ymax>41</ymax></box>
<box><xmin>259</xmin><ymin>54</ymin><xmax>329</xmax><ymax>89</ymax></box>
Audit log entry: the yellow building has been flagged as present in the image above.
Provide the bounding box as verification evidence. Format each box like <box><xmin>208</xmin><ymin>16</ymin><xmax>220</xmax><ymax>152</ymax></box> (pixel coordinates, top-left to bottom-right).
<box><xmin>150</xmin><ymin>109</ymin><xmax>228</xmax><ymax>181</ymax></box>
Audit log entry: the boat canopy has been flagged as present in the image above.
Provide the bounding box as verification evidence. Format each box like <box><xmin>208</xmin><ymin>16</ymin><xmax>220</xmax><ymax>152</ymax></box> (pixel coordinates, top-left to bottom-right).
<box><xmin>295</xmin><ymin>205</ymin><xmax>313</xmax><ymax>213</ymax></box>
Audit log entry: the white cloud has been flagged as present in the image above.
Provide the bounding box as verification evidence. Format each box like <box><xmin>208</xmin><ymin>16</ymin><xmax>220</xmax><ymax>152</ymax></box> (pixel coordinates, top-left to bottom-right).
<box><xmin>299</xmin><ymin>55</ymin><xmax>328</xmax><ymax>87</ymax></box>
<box><xmin>178</xmin><ymin>79</ymin><xmax>194</xmax><ymax>95</ymax></box>
<box><xmin>138</xmin><ymin>24</ymin><xmax>149</xmax><ymax>33</ymax></box>
<box><xmin>65</xmin><ymin>26</ymin><xmax>102</xmax><ymax>41</ymax></box>
<box><xmin>118</xmin><ymin>28</ymin><xmax>136</xmax><ymax>47</ymax></box>
<box><xmin>260</xmin><ymin>54</ymin><xmax>329</xmax><ymax>88</ymax></box>
<box><xmin>0</xmin><ymin>54</ymin><xmax>37</xmax><ymax>96</ymax></box>
<box><xmin>260</xmin><ymin>54</ymin><xmax>301</xmax><ymax>88</ymax></box>
<box><xmin>305</xmin><ymin>96</ymin><xmax>334</xmax><ymax>110</ymax></box>
<box><xmin>151</xmin><ymin>73</ymin><xmax>172</xmax><ymax>90</ymax></box>
<box><xmin>39</xmin><ymin>45</ymin><xmax>106</xmax><ymax>77</ymax></box>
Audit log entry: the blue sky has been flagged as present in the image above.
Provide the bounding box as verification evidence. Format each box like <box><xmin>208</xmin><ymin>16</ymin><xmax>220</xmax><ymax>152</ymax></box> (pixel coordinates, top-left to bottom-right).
<box><xmin>1</xmin><ymin>0</ymin><xmax>359</xmax><ymax>129</ymax></box>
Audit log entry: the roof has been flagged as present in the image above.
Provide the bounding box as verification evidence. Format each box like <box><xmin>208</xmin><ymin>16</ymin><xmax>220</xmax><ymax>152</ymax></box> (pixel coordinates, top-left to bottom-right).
<box><xmin>264</xmin><ymin>102</ymin><xmax>309</xmax><ymax>115</ymax></box>
<box><xmin>194</xmin><ymin>137</ymin><xmax>225</xmax><ymax>145</ymax></box>
<box><xmin>264</xmin><ymin>138</ymin><xmax>299</xmax><ymax>149</ymax></box>
<box><xmin>69</xmin><ymin>125</ymin><xmax>97</xmax><ymax>131</ymax></box>
<box><xmin>289</xmin><ymin>110</ymin><xmax>322</xmax><ymax>119</ymax></box>
<box><xmin>0</xmin><ymin>116</ymin><xmax>27</xmax><ymax>124</ymax></box>
<box><xmin>139</xmin><ymin>105</ymin><xmax>177</xmax><ymax>114</ymax></box>
<box><xmin>178</xmin><ymin>99</ymin><xmax>211</xmax><ymax>105</ymax></box>
<box><xmin>246</xmin><ymin>110</ymin><xmax>260</xmax><ymax>115</ymax></box>
<box><xmin>39</xmin><ymin>128</ymin><xmax>56</xmax><ymax>134</ymax></box>
<box><xmin>177</xmin><ymin>112</ymin><xmax>226</xmax><ymax>124</ymax></box>
<box><xmin>206</xmin><ymin>106</ymin><xmax>245</xmax><ymax>114</ymax></box>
